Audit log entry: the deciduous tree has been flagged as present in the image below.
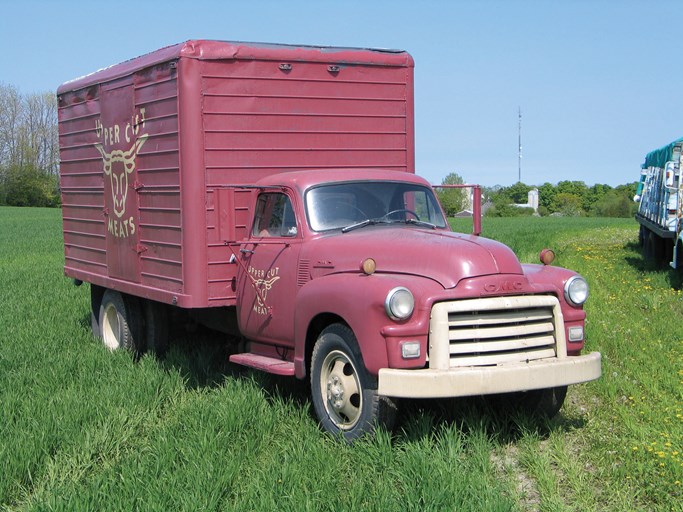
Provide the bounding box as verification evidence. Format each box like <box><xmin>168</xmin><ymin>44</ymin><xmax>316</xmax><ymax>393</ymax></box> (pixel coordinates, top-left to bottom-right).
<box><xmin>436</xmin><ymin>172</ymin><xmax>468</xmax><ymax>216</ymax></box>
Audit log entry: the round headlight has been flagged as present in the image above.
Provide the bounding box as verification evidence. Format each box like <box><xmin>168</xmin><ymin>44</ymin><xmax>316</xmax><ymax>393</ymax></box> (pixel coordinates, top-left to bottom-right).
<box><xmin>385</xmin><ymin>287</ymin><xmax>415</xmax><ymax>320</ymax></box>
<box><xmin>564</xmin><ymin>275</ymin><xmax>589</xmax><ymax>306</ymax></box>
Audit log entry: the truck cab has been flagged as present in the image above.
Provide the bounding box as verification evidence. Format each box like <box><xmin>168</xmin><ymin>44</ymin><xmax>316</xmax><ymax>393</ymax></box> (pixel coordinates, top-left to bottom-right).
<box><xmin>231</xmin><ymin>169</ymin><xmax>601</xmax><ymax>440</ymax></box>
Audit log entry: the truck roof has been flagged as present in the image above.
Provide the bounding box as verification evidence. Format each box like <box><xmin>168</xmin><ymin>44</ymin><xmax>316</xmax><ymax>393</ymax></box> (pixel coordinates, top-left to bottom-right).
<box><xmin>57</xmin><ymin>39</ymin><xmax>414</xmax><ymax>94</ymax></box>
<box><xmin>254</xmin><ymin>169</ymin><xmax>431</xmax><ymax>193</ymax></box>
<box><xmin>642</xmin><ymin>136</ymin><xmax>683</xmax><ymax>169</ymax></box>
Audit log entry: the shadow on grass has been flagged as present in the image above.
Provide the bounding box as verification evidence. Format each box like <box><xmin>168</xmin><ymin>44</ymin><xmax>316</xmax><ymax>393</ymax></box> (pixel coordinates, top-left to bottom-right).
<box><xmin>82</xmin><ymin>310</ymin><xmax>589</xmax><ymax>446</ymax></box>
<box><xmin>157</xmin><ymin>320</ymin><xmax>312</xmax><ymax>411</ymax></box>
<box><xmin>148</xmin><ymin>320</ymin><xmax>586</xmax><ymax>444</ymax></box>
<box><xmin>622</xmin><ymin>240</ymin><xmax>683</xmax><ymax>289</ymax></box>
<box><xmin>394</xmin><ymin>395</ymin><xmax>586</xmax><ymax>445</ymax></box>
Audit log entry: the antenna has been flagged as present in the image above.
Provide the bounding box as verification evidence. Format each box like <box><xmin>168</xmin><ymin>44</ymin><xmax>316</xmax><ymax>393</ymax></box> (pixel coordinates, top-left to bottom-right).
<box><xmin>518</xmin><ymin>107</ymin><xmax>522</xmax><ymax>183</ymax></box>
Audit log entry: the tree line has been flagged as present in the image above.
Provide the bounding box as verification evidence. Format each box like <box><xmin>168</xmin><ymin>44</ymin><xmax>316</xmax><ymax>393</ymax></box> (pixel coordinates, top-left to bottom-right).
<box><xmin>0</xmin><ymin>83</ymin><xmax>59</xmax><ymax>207</ymax></box>
<box><xmin>485</xmin><ymin>180</ymin><xmax>638</xmax><ymax>218</ymax></box>
<box><xmin>437</xmin><ymin>172</ymin><xmax>638</xmax><ymax>218</ymax></box>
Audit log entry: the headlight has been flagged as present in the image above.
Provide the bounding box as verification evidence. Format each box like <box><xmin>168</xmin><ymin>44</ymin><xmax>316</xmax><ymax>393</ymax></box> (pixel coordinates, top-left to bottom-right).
<box><xmin>564</xmin><ymin>276</ymin><xmax>589</xmax><ymax>306</ymax></box>
<box><xmin>385</xmin><ymin>287</ymin><xmax>414</xmax><ymax>320</ymax></box>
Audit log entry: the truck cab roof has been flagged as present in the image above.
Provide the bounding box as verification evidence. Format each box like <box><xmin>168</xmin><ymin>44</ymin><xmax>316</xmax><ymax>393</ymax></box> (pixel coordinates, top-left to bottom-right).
<box><xmin>254</xmin><ymin>169</ymin><xmax>431</xmax><ymax>194</ymax></box>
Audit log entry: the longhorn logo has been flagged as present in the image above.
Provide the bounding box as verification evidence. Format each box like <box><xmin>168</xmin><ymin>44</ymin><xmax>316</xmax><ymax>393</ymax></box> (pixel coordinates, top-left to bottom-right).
<box><xmin>95</xmin><ymin>134</ymin><xmax>148</xmax><ymax>219</ymax></box>
<box><xmin>253</xmin><ymin>276</ymin><xmax>281</xmax><ymax>307</ymax></box>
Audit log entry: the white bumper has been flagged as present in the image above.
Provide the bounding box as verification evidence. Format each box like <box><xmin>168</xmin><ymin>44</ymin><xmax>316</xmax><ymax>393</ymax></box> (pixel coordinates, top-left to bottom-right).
<box><xmin>377</xmin><ymin>352</ymin><xmax>601</xmax><ymax>398</ymax></box>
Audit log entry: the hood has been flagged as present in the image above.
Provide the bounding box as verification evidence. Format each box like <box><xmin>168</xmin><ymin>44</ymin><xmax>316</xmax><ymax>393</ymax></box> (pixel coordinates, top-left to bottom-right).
<box><xmin>304</xmin><ymin>226</ymin><xmax>523</xmax><ymax>288</ymax></box>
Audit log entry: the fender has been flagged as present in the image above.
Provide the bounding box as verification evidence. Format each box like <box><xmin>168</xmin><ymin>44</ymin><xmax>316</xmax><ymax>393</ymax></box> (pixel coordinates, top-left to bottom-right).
<box><xmin>522</xmin><ymin>263</ymin><xmax>587</xmax><ymax>353</ymax></box>
<box><xmin>293</xmin><ymin>272</ymin><xmax>442</xmax><ymax>379</ymax></box>
<box><xmin>522</xmin><ymin>263</ymin><xmax>586</xmax><ymax>319</ymax></box>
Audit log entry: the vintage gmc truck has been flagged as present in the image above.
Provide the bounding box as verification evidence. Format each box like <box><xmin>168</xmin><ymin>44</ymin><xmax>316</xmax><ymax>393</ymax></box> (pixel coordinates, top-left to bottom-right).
<box><xmin>58</xmin><ymin>40</ymin><xmax>601</xmax><ymax>440</ymax></box>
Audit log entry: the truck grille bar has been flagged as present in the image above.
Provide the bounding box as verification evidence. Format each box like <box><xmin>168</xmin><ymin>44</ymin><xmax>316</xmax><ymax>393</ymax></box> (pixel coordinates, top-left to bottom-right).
<box><xmin>429</xmin><ymin>296</ymin><xmax>567</xmax><ymax>370</ymax></box>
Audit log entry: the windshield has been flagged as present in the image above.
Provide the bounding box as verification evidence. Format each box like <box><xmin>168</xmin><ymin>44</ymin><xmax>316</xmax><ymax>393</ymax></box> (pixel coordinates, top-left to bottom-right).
<box><xmin>306</xmin><ymin>181</ymin><xmax>448</xmax><ymax>232</ymax></box>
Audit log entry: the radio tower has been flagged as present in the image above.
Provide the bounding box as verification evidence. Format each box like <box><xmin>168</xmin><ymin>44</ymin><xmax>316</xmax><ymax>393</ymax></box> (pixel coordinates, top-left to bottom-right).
<box><xmin>518</xmin><ymin>107</ymin><xmax>522</xmax><ymax>183</ymax></box>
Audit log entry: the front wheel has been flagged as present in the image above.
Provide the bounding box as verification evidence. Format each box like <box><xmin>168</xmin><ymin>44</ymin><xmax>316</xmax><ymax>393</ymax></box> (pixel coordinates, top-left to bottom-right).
<box><xmin>310</xmin><ymin>324</ymin><xmax>397</xmax><ymax>441</ymax></box>
<box><xmin>492</xmin><ymin>386</ymin><xmax>568</xmax><ymax>419</ymax></box>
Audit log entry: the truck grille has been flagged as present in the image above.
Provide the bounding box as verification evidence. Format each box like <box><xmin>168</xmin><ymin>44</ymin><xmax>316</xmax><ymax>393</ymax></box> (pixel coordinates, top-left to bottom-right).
<box><xmin>428</xmin><ymin>296</ymin><xmax>566</xmax><ymax>369</ymax></box>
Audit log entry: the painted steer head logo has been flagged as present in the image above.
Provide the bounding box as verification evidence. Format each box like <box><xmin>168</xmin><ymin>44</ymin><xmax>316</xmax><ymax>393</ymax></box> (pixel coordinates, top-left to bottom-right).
<box><xmin>95</xmin><ymin>134</ymin><xmax>148</xmax><ymax>218</ymax></box>
<box><xmin>254</xmin><ymin>276</ymin><xmax>280</xmax><ymax>306</ymax></box>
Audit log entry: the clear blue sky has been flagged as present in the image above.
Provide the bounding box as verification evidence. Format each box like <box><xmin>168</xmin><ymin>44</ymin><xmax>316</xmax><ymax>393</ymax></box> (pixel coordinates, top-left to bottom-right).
<box><xmin>1</xmin><ymin>0</ymin><xmax>680</xmax><ymax>188</ymax></box>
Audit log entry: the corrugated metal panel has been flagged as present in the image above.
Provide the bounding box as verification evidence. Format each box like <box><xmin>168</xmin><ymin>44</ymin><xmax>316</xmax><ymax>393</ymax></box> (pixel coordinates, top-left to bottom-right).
<box><xmin>59</xmin><ymin>87</ymin><xmax>107</xmax><ymax>277</ymax></box>
<box><xmin>135</xmin><ymin>70</ymin><xmax>182</xmax><ymax>291</ymax></box>
<box><xmin>59</xmin><ymin>62</ymin><xmax>183</xmax><ymax>297</ymax></box>
<box><xmin>200</xmin><ymin>60</ymin><xmax>410</xmax><ymax>186</ymax></box>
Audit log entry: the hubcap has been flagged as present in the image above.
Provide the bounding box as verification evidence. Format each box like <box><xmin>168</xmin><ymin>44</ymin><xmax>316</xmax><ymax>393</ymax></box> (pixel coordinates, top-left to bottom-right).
<box><xmin>102</xmin><ymin>303</ymin><xmax>122</xmax><ymax>350</ymax></box>
<box><xmin>320</xmin><ymin>350</ymin><xmax>362</xmax><ymax>430</ymax></box>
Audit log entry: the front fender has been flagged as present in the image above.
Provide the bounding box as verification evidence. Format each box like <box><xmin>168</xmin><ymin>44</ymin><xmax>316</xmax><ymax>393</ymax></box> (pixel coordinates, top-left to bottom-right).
<box><xmin>523</xmin><ymin>263</ymin><xmax>587</xmax><ymax>353</ymax></box>
<box><xmin>293</xmin><ymin>273</ymin><xmax>441</xmax><ymax>378</ymax></box>
<box><xmin>522</xmin><ymin>263</ymin><xmax>585</xmax><ymax>318</ymax></box>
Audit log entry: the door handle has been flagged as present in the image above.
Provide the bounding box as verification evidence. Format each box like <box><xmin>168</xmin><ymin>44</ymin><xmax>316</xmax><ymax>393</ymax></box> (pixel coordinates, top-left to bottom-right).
<box><xmin>240</xmin><ymin>248</ymin><xmax>254</xmax><ymax>255</ymax></box>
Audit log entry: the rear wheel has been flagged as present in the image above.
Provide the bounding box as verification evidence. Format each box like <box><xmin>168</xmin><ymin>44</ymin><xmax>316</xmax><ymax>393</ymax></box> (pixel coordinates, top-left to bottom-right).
<box><xmin>643</xmin><ymin>229</ymin><xmax>665</xmax><ymax>265</ymax></box>
<box><xmin>310</xmin><ymin>324</ymin><xmax>397</xmax><ymax>441</ymax></box>
<box><xmin>90</xmin><ymin>285</ymin><xmax>105</xmax><ymax>338</ymax></box>
<box><xmin>647</xmin><ymin>231</ymin><xmax>664</xmax><ymax>265</ymax></box>
<box><xmin>143</xmin><ymin>300</ymin><xmax>169</xmax><ymax>357</ymax></box>
<box><xmin>676</xmin><ymin>241</ymin><xmax>683</xmax><ymax>270</ymax></box>
<box><xmin>98</xmin><ymin>290</ymin><xmax>143</xmax><ymax>355</ymax></box>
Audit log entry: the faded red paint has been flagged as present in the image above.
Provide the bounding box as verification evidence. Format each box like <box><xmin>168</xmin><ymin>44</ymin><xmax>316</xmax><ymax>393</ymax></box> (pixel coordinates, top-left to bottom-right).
<box><xmin>58</xmin><ymin>40</ymin><xmax>415</xmax><ymax>307</ymax></box>
<box><xmin>58</xmin><ymin>41</ymin><xmax>597</xmax><ymax>405</ymax></box>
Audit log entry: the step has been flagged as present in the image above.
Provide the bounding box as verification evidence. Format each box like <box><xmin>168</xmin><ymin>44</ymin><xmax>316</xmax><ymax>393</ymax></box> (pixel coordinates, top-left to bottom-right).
<box><xmin>229</xmin><ymin>353</ymin><xmax>296</xmax><ymax>376</ymax></box>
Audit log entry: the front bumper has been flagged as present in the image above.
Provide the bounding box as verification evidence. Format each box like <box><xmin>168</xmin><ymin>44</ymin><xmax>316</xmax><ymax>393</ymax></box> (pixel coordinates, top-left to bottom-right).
<box><xmin>377</xmin><ymin>351</ymin><xmax>601</xmax><ymax>398</ymax></box>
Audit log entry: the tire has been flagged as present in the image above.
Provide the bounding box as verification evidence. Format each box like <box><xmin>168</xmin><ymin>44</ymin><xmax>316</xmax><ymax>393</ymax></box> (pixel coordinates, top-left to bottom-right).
<box><xmin>310</xmin><ymin>323</ymin><xmax>398</xmax><ymax>441</ymax></box>
<box><xmin>664</xmin><ymin>239</ymin><xmax>675</xmax><ymax>265</ymax></box>
<box><xmin>495</xmin><ymin>386</ymin><xmax>568</xmax><ymax>419</ymax></box>
<box><xmin>638</xmin><ymin>225</ymin><xmax>645</xmax><ymax>247</ymax></box>
<box><xmin>646</xmin><ymin>231</ymin><xmax>664</xmax><ymax>265</ymax></box>
<box><xmin>144</xmin><ymin>300</ymin><xmax>169</xmax><ymax>357</ymax></box>
<box><xmin>90</xmin><ymin>284</ymin><xmax>105</xmax><ymax>338</ymax></box>
<box><xmin>676</xmin><ymin>241</ymin><xmax>683</xmax><ymax>270</ymax></box>
<box><xmin>98</xmin><ymin>290</ymin><xmax>143</xmax><ymax>354</ymax></box>
<box><xmin>643</xmin><ymin>228</ymin><xmax>652</xmax><ymax>259</ymax></box>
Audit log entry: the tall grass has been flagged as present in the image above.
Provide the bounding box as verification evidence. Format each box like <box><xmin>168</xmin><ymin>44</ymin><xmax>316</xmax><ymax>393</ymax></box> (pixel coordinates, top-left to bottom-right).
<box><xmin>0</xmin><ymin>207</ymin><xmax>680</xmax><ymax>511</ymax></box>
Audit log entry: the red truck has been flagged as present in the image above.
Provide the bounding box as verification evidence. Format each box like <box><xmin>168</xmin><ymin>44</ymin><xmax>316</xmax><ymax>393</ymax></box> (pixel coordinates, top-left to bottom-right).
<box><xmin>58</xmin><ymin>40</ymin><xmax>601</xmax><ymax>440</ymax></box>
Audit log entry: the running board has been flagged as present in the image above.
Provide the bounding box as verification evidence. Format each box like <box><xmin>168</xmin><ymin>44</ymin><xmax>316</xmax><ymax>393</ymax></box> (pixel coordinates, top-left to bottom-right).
<box><xmin>229</xmin><ymin>353</ymin><xmax>295</xmax><ymax>376</ymax></box>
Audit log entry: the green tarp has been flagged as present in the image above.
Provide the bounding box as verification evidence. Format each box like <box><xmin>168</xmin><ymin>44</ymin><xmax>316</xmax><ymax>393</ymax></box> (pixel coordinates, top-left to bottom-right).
<box><xmin>642</xmin><ymin>136</ymin><xmax>683</xmax><ymax>169</ymax></box>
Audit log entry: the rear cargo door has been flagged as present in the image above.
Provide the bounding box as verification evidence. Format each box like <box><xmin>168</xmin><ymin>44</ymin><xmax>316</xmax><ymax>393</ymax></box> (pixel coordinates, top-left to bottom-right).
<box><xmin>98</xmin><ymin>81</ymin><xmax>143</xmax><ymax>282</ymax></box>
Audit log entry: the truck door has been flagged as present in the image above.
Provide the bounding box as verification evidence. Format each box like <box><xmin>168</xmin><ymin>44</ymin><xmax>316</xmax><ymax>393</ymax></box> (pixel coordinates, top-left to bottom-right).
<box><xmin>97</xmin><ymin>81</ymin><xmax>143</xmax><ymax>282</ymax></box>
<box><xmin>236</xmin><ymin>191</ymin><xmax>301</xmax><ymax>346</ymax></box>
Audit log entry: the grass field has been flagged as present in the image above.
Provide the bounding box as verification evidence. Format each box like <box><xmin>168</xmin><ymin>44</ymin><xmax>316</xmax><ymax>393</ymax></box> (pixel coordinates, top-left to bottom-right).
<box><xmin>1</xmin><ymin>207</ymin><xmax>681</xmax><ymax>511</ymax></box>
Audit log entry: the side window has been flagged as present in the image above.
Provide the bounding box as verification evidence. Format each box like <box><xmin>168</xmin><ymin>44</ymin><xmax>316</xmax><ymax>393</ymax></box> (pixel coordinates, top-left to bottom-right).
<box><xmin>406</xmin><ymin>190</ymin><xmax>430</xmax><ymax>219</ymax></box>
<box><xmin>252</xmin><ymin>193</ymin><xmax>298</xmax><ymax>237</ymax></box>
<box><xmin>401</xmin><ymin>189</ymin><xmax>447</xmax><ymax>227</ymax></box>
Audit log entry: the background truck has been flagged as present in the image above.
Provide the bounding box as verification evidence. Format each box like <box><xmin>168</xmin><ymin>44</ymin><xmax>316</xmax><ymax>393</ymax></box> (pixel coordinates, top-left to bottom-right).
<box><xmin>634</xmin><ymin>137</ymin><xmax>683</xmax><ymax>268</ymax></box>
<box><xmin>58</xmin><ymin>40</ymin><xmax>601</xmax><ymax>440</ymax></box>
